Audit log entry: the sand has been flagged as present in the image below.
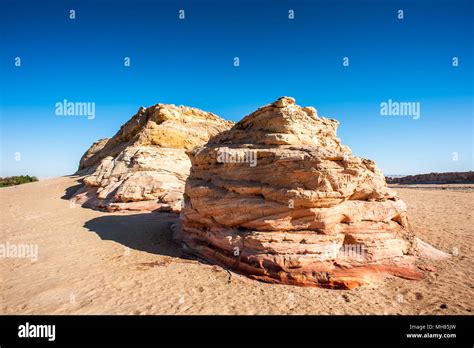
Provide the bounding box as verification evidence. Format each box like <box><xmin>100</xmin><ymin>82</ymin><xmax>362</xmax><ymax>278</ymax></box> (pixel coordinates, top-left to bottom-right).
<box><xmin>1</xmin><ymin>176</ymin><xmax>472</xmax><ymax>315</ymax></box>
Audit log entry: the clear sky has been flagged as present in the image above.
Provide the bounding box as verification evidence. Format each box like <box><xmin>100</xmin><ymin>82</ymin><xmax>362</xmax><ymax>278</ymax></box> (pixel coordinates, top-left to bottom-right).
<box><xmin>1</xmin><ymin>0</ymin><xmax>472</xmax><ymax>178</ymax></box>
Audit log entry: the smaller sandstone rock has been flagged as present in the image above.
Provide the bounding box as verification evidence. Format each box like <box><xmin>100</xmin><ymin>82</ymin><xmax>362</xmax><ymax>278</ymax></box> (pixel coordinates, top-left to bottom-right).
<box><xmin>72</xmin><ymin>103</ymin><xmax>233</xmax><ymax>212</ymax></box>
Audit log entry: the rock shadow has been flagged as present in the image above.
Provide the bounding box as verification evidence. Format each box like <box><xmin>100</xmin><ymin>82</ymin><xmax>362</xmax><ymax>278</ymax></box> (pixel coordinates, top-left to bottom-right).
<box><xmin>61</xmin><ymin>182</ymin><xmax>83</xmax><ymax>200</ymax></box>
<box><xmin>84</xmin><ymin>212</ymin><xmax>182</xmax><ymax>258</ymax></box>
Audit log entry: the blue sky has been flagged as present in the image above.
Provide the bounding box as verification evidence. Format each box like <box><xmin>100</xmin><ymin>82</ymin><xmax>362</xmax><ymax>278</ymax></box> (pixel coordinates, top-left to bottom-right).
<box><xmin>1</xmin><ymin>0</ymin><xmax>472</xmax><ymax>178</ymax></box>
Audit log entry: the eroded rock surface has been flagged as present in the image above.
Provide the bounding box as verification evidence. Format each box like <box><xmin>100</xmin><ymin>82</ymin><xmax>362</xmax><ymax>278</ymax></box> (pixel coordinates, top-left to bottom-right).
<box><xmin>178</xmin><ymin>97</ymin><xmax>448</xmax><ymax>289</ymax></box>
<box><xmin>72</xmin><ymin>103</ymin><xmax>233</xmax><ymax>212</ymax></box>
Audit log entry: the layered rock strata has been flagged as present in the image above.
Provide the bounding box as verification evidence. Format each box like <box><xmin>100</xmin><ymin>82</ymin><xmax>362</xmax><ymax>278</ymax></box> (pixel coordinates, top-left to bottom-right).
<box><xmin>178</xmin><ymin>97</ymin><xmax>448</xmax><ymax>289</ymax></box>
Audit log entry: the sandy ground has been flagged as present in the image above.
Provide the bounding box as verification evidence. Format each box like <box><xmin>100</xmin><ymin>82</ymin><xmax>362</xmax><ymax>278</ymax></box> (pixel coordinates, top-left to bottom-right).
<box><xmin>1</xmin><ymin>176</ymin><xmax>472</xmax><ymax>315</ymax></box>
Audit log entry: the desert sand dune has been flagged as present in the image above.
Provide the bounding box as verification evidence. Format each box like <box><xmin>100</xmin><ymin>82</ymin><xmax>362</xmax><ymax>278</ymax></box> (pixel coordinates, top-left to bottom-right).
<box><xmin>1</xmin><ymin>176</ymin><xmax>472</xmax><ymax>314</ymax></box>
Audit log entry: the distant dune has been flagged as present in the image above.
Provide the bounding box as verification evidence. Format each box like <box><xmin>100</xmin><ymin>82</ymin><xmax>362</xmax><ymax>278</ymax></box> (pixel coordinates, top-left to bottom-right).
<box><xmin>386</xmin><ymin>171</ymin><xmax>474</xmax><ymax>185</ymax></box>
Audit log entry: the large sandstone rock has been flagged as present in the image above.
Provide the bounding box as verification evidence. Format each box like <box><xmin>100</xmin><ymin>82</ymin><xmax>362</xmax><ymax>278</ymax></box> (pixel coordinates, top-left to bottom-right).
<box><xmin>72</xmin><ymin>103</ymin><xmax>233</xmax><ymax>212</ymax></box>
<box><xmin>178</xmin><ymin>97</ymin><xmax>448</xmax><ymax>289</ymax></box>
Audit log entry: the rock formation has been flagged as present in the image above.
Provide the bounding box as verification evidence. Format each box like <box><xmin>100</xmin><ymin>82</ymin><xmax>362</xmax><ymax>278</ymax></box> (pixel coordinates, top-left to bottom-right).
<box><xmin>72</xmin><ymin>103</ymin><xmax>233</xmax><ymax>212</ymax></box>
<box><xmin>386</xmin><ymin>171</ymin><xmax>474</xmax><ymax>185</ymax></box>
<box><xmin>178</xmin><ymin>97</ymin><xmax>448</xmax><ymax>289</ymax></box>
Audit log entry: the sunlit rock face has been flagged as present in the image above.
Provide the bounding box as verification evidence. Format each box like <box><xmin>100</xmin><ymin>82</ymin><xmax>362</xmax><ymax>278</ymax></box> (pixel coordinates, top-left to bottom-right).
<box><xmin>178</xmin><ymin>97</ymin><xmax>448</xmax><ymax>289</ymax></box>
<box><xmin>72</xmin><ymin>103</ymin><xmax>233</xmax><ymax>212</ymax></box>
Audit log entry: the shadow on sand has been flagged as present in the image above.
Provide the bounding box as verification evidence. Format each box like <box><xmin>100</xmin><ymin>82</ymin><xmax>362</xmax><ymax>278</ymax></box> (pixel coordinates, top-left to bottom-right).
<box><xmin>60</xmin><ymin>174</ymin><xmax>88</xmax><ymax>200</ymax></box>
<box><xmin>61</xmin><ymin>182</ymin><xmax>83</xmax><ymax>200</ymax></box>
<box><xmin>84</xmin><ymin>212</ymin><xmax>182</xmax><ymax>258</ymax></box>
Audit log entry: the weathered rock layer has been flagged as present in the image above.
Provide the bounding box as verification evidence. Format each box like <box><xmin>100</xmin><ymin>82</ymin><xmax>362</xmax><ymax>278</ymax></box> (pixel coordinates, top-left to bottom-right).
<box><xmin>178</xmin><ymin>97</ymin><xmax>448</xmax><ymax>289</ymax></box>
<box><xmin>72</xmin><ymin>103</ymin><xmax>233</xmax><ymax>212</ymax></box>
